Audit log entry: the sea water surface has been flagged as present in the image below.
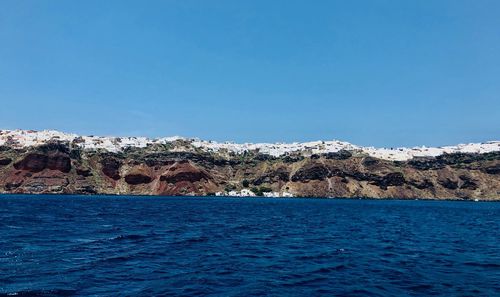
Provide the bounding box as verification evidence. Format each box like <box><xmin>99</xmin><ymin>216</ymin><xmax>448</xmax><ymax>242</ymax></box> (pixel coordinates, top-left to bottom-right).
<box><xmin>1</xmin><ymin>195</ymin><xmax>499</xmax><ymax>296</ymax></box>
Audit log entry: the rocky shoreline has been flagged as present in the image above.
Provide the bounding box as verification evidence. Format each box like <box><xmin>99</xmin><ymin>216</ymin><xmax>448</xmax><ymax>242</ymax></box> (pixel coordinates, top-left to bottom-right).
<box><xmin>0</xmin><ymin>131</ymin><xmax>499</xmax><ymax>200</ymax></box>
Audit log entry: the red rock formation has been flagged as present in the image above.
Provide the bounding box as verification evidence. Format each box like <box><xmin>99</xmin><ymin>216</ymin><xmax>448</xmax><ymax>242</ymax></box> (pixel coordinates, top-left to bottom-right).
<box><xmin>13</xmin><ymin>153</ymin><xmax>71</xmax><ymax>173</ymax></box>
<box><xmin>0</xmin><ymin>141</ymin><xmax>499</xmax><ymax>200</ymax></box>
<box><xmin>156</xmin><ymin>161</ymin><xmax>216</xmax><ymax>195</ymax></box>
<box><xmin>101</xmin><ymin>157</ymin><xmax>121</xmax><ymax>180</ymax></box>
<box><xmin>160</xmin><ymin>162</ymin><xmax>210</xmax><ymax>183</ymax></box>
<box><xmin>124</xmin><ymin>166</ymin><xmax>153</xmax><ymax>185</ymax></box>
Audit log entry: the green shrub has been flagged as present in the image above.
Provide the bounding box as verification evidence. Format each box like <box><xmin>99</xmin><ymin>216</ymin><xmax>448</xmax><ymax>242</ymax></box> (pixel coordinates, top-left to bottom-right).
<box><xmin>251</xmin><ymin>186</ymin><xmax>272</xmax><ymax>196</ymax></box>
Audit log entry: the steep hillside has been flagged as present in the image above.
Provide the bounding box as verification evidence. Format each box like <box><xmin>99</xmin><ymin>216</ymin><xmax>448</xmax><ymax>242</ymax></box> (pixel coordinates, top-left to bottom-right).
<box><xmin>0</xmin><ymin>130</ymin><xmax>499</xmax><ymax>200</ymax></box>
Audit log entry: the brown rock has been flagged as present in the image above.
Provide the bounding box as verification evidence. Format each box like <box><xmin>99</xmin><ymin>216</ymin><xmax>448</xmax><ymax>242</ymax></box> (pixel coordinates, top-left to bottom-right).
<box><xmin>46</xmin><ymin>155</ymin><xmax>71</xmax><ymax>173</ymax></box>
<box><xmin>291</xmin><ymin>163</ymin><xmax>329</xmax><ymax>182</ymax></box>
<box><xmin>76</xmin><ymin>168</ymin><xmax>92</xmax><ymax>177</ymax></box>
<box><xmin>376</xmin><ymin>172</ymin><xmax>406</xmax><ymax>190</ymax></box>
<box><xmin>439</xmin><ymin>178</ymin><xmax>459</xmax><ymax>190</ymax></box>
<box><xmin>13</xmin><ymin>153</ymin><xmax>71</xmax><ymax>173</ymax></box>
<box><xmin>484</xmin><ymin>164</ymin><xmax>500</xmax><ymax>175</ymax></box>
<box><xmin>1</xmin><ymin>140</ymin><xmax>499</xmax><ymax>200</ymax></box>
<box><xmin>409</xmin><ymin>179</ymin><xmax>434</xmax><ymax>189</ymax></box>
<box><xmin>125</xmin><ymin>174</ymin><xmax>153</xmax><ymax>185</ymax></box>
<box><xmin>101</xmin><ymin>157</ymin><xmax>121</xmax><ymax>180</ymax></box>
<box><xmin>123</xmin><ymin>165</ymin><xmax>154</xmax><ymax>185</ymax></box>
<box><xmin>14</xmin><ymin>153</ymin><xmax>48</xmax><ymax>172</ymax></box>
<box><xmin>160</xmin><ymin>162</ymin><xmax>210</xmax><ymax>183</ymax></box>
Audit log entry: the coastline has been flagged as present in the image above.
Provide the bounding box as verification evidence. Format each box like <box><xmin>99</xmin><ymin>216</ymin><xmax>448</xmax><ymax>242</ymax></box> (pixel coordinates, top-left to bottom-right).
<box><xmin>0</xmin><ymin>192</ymin><xmax>496</xmax><ymax>202</ymax></box>
<box><xmin>1</xmin><ymin>129</ymin><xmax>499</xmax><ymax>201</ymax></box>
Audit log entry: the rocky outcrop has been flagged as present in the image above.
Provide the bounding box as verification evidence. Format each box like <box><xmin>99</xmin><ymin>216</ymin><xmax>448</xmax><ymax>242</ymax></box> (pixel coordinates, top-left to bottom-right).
<box><xmin>362</xmin><ymin>157</ymin><xmax>379</xmax><ymax>167</ymax></box>
<box><xmin>124</xmin><ymin>166</ymin><xmax>153</xmax><ymax>185</ymax></box>
<box><xmin>252</xmin><ymin>167</ymin><xmax>290</xmax><ymax>185</ymax></box>
<box><xmin>101</xmin><ymin>157</ymin><xmax>122</xmax><ymax>180</ymax></box>
<box><xmin>0</xmin><ymin>158</ymin><xmax>11</xmax><ymax>166</ymax></box>
<box><xmin>291</xmin><ymin>164</ymin><xmax>330</xmax><ymax>182</ymax></box>
<box><xmin>125</xmin><ymin>174</ymin><xmax>153</xmax><ymax>185</ymax></box>
<box><xmin>439</xmin><ymin>178</ymin><xmax>459</xmax><ymax>190</ymax></box>
<box><xmin>0</xmin><ymin>141</ymin><xmax>499</xmax><ymax>200</ymax></box>
<box><xmin>13</xmin><ymin>153</ymin><xmax>48</xmax><ymax>172</ymax></box>
<box><xmin>374</xmin><ymin>172</ymin><xmax>406</xmax><ymax>190</ymax></box>
<box><xmin>324</xmin><ymin>150</ymin><xmax>352</xmax><ymax>160</ymax></box>
<box><xmin>159</xmin><ymin>162</ymin><xmax>210</xmax><ymax>184</ymax></box>
<box><xmin>13</xmin><ymin>153</ymin><xmax>71</xmax><ymax>173</ymax></box>
<box><xmin>409</xmin><ymin>179</ymin><xmax>434</xmax><ymax>190</ymax></box>
<box><xmin>47</xmin><ymin>155</ymin><xmax>72</xmax><ymax>173</ymax></box>
<box><xmin>76</xmin><ymin>168</ymin><xmax>92</xmax><ymax>177</ymax></box>
<box><xmin>459</xmin><ymin>175</ymin><xmax>478</xmax><ymax>190</ymax></box>
<box><xmin>484</xmin><ymin>164</ymin><xmax>500</xmax><ymax>175</ymax></box>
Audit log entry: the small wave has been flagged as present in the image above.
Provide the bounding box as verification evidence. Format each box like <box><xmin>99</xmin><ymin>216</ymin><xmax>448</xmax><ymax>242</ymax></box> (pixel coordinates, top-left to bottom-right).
<box><xmin>111</xmin><ymin>234</ymin><xmax>147</xmax><ymax>241</ymax></box>
<box><xmin>296</xmin><ymin>249</ymin><xmax>347</xmax><ymax>260</ymax></box>
<box><xmin>5</xmin><ymin>225</ymin><xmax>21</xmax><ymax>229</ymax></box>
<box><xmin>71</xmin><ymin>238</ymin><xmax>98</xmax><ymax>244</ymax></box>
<box><xmin>96</xmin><ymin>255</ymin><xmax>131</xmax><ymax>264</ymax></box>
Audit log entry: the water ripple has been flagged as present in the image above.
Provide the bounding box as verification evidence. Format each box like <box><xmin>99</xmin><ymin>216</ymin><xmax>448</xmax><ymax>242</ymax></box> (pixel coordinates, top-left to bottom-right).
<box><xmin>1</xmin><ymin>195</ymin><xmax>499</xmax><ymax>296</ymax></box>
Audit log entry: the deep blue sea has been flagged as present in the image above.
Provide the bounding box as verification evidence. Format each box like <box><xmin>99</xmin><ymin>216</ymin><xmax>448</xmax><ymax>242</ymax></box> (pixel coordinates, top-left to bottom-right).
<box><xmin>1</xmin><ymin>195</ymin><xmax>499</xmax><ymax>296</ymax></box>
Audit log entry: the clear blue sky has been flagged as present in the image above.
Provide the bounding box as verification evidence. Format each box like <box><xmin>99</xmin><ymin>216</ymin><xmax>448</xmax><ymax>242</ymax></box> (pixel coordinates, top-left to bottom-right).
<box><xmin>1</xmin><ymin>1</ymin><xmax>499</xmax><ymax>147</ymax></box>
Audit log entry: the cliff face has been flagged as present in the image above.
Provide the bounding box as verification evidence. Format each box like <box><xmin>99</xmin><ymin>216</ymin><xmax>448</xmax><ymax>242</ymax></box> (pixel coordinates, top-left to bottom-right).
<box><xmin>0</xmin><ymin>141</ymin><xmax>499</xmax><ymax>200</ymax></box>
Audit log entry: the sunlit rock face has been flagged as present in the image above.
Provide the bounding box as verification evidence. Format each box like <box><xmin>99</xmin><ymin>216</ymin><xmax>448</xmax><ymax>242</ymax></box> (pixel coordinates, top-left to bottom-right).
<box><xmin>0</xmin><ymin>129</ymin><xmax>499</xmax><ymax>200</ymax></box>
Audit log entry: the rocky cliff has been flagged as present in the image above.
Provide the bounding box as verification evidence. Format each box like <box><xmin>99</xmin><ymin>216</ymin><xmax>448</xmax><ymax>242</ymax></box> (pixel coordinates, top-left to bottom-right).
<box><xmin>0</xmin><ymin>130</ymin><xmax>499</xmax><ymax>200</ymax></box>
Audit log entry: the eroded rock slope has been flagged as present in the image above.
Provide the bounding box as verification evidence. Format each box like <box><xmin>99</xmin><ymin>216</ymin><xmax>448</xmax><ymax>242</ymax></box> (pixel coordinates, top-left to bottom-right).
<box><xmin>0</xmin><ymin>138</ymin><xmax>499</xmax><ymax>200</ymax></box>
